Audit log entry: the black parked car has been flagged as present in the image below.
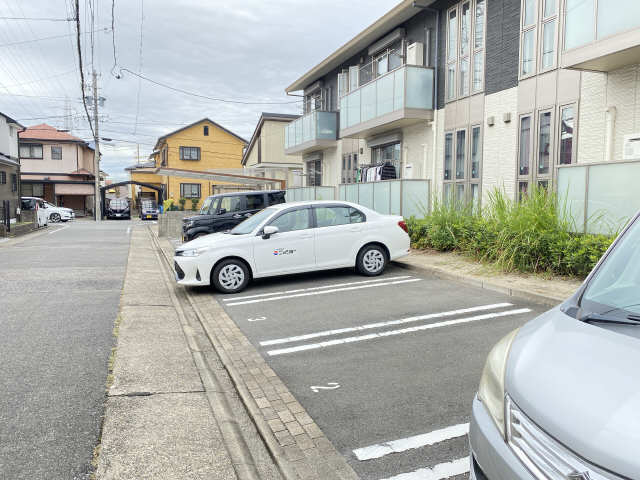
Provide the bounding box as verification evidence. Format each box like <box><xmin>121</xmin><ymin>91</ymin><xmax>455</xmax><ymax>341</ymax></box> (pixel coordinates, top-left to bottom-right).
<box><xmin>140</xmin><ymin>199</ymin><xmax>158</xmax><ymax>220</ymax></box>
<box><xmin>106</xmin><ymin>198</ymin><xmax>131</xmax><ymax>219</ymax></box>
<box><xmin>181</xmin><ymin>190</ymin><xmax>286</xmax><ymax>242</ymax></box>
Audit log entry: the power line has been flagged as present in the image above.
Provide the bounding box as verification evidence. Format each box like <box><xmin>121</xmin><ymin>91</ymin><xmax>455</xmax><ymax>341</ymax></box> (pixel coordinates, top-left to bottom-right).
<box><xmin>119</xmin><ymin>68</ymin><xmax>302</xmax><ymax>105</ymax></box>
<box><xmin>0</xmin><ymin>16</ymin><xmax>72</xmax><ymax>22</ymax></box>
<box><xmin>133</xmin><ymin>0</ymin><xmax>144</xmax><ymax>135</ymax></box>
<box><xmin>0</xmin><ymin>27</ymin><xmax>109</xmax><ymax>48</ymax></box>
<box><xmin>109</xmin><ymin>0</ymin><xmax>118</xmax><ymax>77</ymax></box>
<box><xmin>75</xmin><ymin>0</ymin><xmax>94</xmax><ymax>137</ymax></box>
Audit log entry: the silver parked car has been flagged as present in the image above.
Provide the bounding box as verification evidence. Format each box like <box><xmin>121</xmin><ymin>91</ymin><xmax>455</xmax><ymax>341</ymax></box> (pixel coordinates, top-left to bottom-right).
<box><xmin>470</xmin><ymin>212</ymin><xmax>640</xmax><ymax>480</ymax></box>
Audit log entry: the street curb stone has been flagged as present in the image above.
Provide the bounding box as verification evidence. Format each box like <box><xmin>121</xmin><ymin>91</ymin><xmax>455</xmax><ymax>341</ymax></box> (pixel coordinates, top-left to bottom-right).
<box><xmin>152</xmin><ymin>232</ymin><xmax>359</xmax><ymax>480</ymax></box>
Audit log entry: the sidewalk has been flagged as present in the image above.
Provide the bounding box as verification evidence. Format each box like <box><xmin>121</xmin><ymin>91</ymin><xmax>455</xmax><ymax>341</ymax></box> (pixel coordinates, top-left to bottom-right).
<box><xmin>95</xmin><ymin>226</ymin><xmax>281</xmax><ymax>480</ymax></box>
<box><xmin>96</xmin><ymin>225</ymin><xmax>358</xmax><ymax>480</ymax></box>
<box><xmin>395</xmin><ymin>249</ymin><xmax>583</xmax><ymax>307</ymax></box>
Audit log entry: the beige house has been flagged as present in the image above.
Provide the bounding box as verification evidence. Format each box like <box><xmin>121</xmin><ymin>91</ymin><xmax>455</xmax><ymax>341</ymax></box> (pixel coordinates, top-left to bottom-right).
<box><xmin>19</xmin><ymin>124</ymin><xmax>98</xmax><ymax>215</ymax></box>
<box><xmin>242</xmin><ymin>113</ymin><xmax>303</xmax><ymax>187</ymax></box>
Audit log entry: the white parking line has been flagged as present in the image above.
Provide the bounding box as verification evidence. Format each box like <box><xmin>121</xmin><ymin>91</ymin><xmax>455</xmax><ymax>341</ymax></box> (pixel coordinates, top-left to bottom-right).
<box><xmin>353</xmin><ymin>423</ymin><xmax>469</xmax><ymax>461</ymax></box>
<box><xmin>47</xmin><ymin>225</ymin><xmax>69</xmax><ymax>235</ymax></box>
<box><xmin>223</xmin><ymin>276</ymin><xmax>413</xmax><ymax>302</ymax></box>
<box><xmin>266</xmin><ymin>308</ymin><xmax>532</xmax><ymax>356</ymax></box>
<box><xmin>380</xmin><ymin>457</ymin><xmax>469</xmax><ymax>480</ymax></box>
<box><xmin>225</xmin><ymin>278</ymin><xmax>422</xmax><ymax>307</ymax></box>
<box><xmin>260</xmin><ymin>303</ymin><xmax>513</xmax><ymax>347</ymax></box>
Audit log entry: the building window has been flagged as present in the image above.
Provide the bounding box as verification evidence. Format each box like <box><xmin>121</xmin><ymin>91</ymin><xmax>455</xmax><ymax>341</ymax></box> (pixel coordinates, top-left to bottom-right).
<box><xmin>51</xmin><ymin>146</ymin><xmax>62</xmax><ymax>160</ymax></box>
<box><xmin>559</xmin><ymin>105</ymin><xmax>575</xmax><ymax>165</ymax></box>
<box><xmin>179</xmin><ymin>146</ymin><xmax>200</xmax><ymax>160</ymax></box>
<box><xmin>203</xmin><ymin>125</ymin><xmax>209</xmax><ymax>136</ymax></box>
<box><xmin>521</xmin><ymin>29</ymin><xmax>535</xmax><ymax>76</ymax></box>
<box><xmin>19</xmin><ymin>143</ymin><xmax>43</xmax><ymax>159</ymax></box>
<box><xmin>180</xmin><ymin>183</ymin><xmax>201</xmax><ymax>198</ymax></box>
<box><xmin>161</xmin><ymin>147</ymin><xmax>168</xmax><ymax>166</ymax></box>
<box><xmin>342</xmin><ymin>153</ymin><xmax>358</xmax><ymax>184</ymax></box>
<box><xmin>306</xmin><ymin>158</ymin><xmax>322</xmax><ymax>186</ymax></box>
<box><xmin>518</xmin><ymin>115</ymin><xmax>532</xmax><ymax>177</ymax></box>
<box><xmin>371</xmin><ymin>143</ymin><xmax>401</xmax><ymax>180</ymax></box>
<box><xmin>11</xmin><ymin>174</ymin><xmax>17</xmax><ymax>192</ymax></box>
<box><xmin>520</xmin><ymin>0</ymin><xmax>559</xmax><ymax>77</ymax></box>
<box><xmin>446</xmin><ymin>0</ymin><xmax>485</xmax><ymax>101</ymax></box>
<box><xmin>540</xmin><ymin>0</ymin><xmax>558</xmax><ymax>70</ymax></box>
<box><xmin>444</xmin><ymin>127</ymin><xmax>481</xmax><ymax>207</ymax></box>
<box><xmin>537</xmin><ymin>110</ymin><xmax>552</xmax><ymax>176</ymax></box>
<box><xmin>0</xmin><ymin>171</ymin><xmax>6</xmax><ymax>184</ymax></box>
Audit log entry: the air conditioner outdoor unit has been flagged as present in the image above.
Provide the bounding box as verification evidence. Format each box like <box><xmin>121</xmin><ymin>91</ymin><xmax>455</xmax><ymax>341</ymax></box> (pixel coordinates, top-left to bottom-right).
<box><xmin>623</xmin><ymin>133</ymin><xmax>640</xmax><ymax>160</ymax></box>
<box><xmin>407</xmin><ymin>42</ymin><xmax>424</xmax><ymax>66</ymax></box>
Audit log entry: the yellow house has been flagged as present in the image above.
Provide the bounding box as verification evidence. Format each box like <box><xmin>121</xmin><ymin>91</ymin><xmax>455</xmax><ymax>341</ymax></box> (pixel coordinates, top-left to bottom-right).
<box><xmin>127</xmin><ymin>118</ymin><xmax>247</xmax><ymax>209</ymax></box>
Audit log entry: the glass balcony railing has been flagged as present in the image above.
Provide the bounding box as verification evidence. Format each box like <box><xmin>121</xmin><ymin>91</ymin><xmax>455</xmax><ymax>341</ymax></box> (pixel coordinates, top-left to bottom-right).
<box><xmin>284</xmin><ymin>110</ymin><xmax>338</xmax><ymax>153</ymax></box>
<box><xmin>339</xmin><ymin>65</ymin><xmax>434</xmax><ymax>135</ymax></box>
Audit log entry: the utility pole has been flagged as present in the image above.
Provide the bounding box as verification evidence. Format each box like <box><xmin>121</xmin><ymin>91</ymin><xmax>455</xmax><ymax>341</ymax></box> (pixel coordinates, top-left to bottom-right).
<box><xmin>92</xmin><ymin>70</ymin><xmax>101</xmax><ymax>222</ymax></box>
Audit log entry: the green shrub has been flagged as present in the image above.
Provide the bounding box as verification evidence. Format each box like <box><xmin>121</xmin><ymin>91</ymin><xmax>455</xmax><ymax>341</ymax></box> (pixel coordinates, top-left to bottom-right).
<box><xmin>178</xmin><ymin>198</ymin><xmax>187</xmax><ymax>211</ymax></box>
<box><xmin>407</xmin><ymin>186</ymin><xmax>615</xmax><ymax>278</ymax></box>
<box><xmin>191</xmin><ymin>197</ymin><xmax>200</xmax><ymax>211</ymax></box>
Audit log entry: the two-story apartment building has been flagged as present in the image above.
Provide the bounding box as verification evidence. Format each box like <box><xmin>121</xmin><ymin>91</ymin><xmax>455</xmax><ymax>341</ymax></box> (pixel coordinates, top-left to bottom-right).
<box><xmin>242</xmin><ymin>113</ymin><xmax>303</xmax><ymax>187</ymax></box>
<box><xmin>0</xmin><ymin>112</ymin><xmax>24</xmax><ymax>224</ymax></box>
<box><xmin>19</xmin><ymin>124</ymin><xmax>97</xmax><ymax>215</ymax></box>
<box><xmin>128</xmin><ymin>118</ymin><xmax>248</xmax><ymax>209</ymax></box>
<box><xmin>284</xmin><ymin>0</ymin><xmax>640</xmax><ymax>213</ymax></box>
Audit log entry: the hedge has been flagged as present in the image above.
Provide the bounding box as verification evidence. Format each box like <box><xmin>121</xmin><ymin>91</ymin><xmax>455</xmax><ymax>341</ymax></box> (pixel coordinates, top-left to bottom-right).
<box><xmin>406</xmin><ymin>187</ymin><xmax>615</xmax><ymax>278</ymax></box>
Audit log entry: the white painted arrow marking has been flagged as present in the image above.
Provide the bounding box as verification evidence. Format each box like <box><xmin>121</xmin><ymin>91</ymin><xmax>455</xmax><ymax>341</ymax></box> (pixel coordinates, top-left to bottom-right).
<box><xmin>310</xmin><ymin>382</ymin><xmax>340</xmax><ymax>393</ymax></box>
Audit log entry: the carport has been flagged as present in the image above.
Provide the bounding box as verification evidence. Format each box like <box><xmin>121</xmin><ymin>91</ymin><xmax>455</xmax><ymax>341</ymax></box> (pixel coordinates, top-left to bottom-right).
<box><xmin>154</xmin><ymin>167</ymin><xmax>286</xmax><ymax>191</ymax></box>
<box><xmin>99</xmin><ymin>181</ymin><xmax>165</xmax><ymax>219</ymax></box>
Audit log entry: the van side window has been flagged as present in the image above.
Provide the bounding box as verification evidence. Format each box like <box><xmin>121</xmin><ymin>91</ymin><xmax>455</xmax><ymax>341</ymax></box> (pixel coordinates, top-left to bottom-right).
<box><xmin>245</xmin><ymin>194</ymin><xmax>265</xmax><ymax>210</ymax></box>
<box><xmin>219</xmin><ymin>196</ymin><xmax>243</xmax><ymax>213</ymax></box>
<box><xmin>268</xmin><ymin>191</ymin><xmax>286</xmax><ymax>205</ymax></box>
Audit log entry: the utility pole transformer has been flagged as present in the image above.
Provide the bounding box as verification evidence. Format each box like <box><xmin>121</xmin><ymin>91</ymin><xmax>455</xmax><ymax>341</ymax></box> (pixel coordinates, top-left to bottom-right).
<box><xmin>92</xmin><ymin>70</ymin><xmax>101</xmax><ymax>222</ymax></box>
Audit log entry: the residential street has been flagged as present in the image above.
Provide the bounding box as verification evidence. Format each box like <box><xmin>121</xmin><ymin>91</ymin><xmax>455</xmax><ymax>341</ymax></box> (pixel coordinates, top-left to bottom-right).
<box><xmin>0</xmin><ymin>220</ymin><xmax>131</xmax><ymax>479</ymax></box>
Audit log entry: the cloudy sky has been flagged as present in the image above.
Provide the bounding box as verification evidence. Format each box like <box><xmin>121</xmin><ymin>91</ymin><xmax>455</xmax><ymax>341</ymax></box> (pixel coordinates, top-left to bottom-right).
<box><xmin>1</xmin><ymin>0</ymin><xmax>396</xmax><ymax>181</ymax></box>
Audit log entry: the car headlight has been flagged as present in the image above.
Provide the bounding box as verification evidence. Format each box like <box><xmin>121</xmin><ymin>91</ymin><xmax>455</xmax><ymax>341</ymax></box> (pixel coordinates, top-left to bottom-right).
<box><xmin>177</xmin><ymin>246</ymin><xmax>210</xmax><ymax>257</ymax></box>
<box><xmin>185</xmin><ymin>220</ymin><xmax>195</xmax><ymax>229</ymax></box>
<box><xmin>477</xmin><ymin>328</ymin><xmax>520</xmax><ymax>438</ymax></box>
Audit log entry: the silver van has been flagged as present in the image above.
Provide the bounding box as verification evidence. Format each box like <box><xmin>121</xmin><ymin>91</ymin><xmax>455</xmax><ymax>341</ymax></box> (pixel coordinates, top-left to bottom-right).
<box><xmin>470</xmin><ymin>212</ymin><xmax>640</xmax><ymax>480</ymax></box>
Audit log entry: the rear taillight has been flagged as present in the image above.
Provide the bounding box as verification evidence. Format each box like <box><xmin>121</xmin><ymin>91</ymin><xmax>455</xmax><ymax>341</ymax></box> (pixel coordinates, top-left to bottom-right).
<box><xmin>398</xmin><ymin>220</ymin><xmax>408</xmax><ymax>233</ymax></box>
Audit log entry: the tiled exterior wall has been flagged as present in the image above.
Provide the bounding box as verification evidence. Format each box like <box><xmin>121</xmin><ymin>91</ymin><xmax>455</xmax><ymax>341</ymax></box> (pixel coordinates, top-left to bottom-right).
<box><xmin>481</xmin><ymin>87</ymin><xmax>518</xmax><ymax>201</ymax></box>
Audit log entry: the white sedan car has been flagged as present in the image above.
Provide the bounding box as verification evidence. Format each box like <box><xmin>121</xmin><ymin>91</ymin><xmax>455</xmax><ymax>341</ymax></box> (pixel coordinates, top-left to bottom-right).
<box><xmin>43</xmin><ymin>201</ymin><xmax>74</xmax><ymax>222</ymax></box>
<box><xmin>174</xmin><ymin>201</ymin><xmax>411</xmax><ymax>294</ymax></box>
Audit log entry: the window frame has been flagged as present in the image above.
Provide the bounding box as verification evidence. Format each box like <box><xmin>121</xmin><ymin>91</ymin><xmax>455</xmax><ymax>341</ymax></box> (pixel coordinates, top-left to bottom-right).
<box><xmin>51</xmin><ymin>146</ymin><xmax>62</xmax><ymax>160</ymax></box>
<box><xmin>517</xmin><ymin>113</ymin><xmax>534</xmax><ymax>195</ymax></box>
<box><xmin>19</xmin><ymin>143</ymin><xmax>43</xmax><ymax>159</ymax></box>
<box><xmin>536</xmin><ymin>108</ymin><xmax>554</xmax><ymax>181</ymax></box>
<box><xmin>0</xmin><ymin>171</ymin><xmax>6</xmax><ymax>184</ymax></box>
<box><xmin>203</xmin><ymin>125</ymin><xmax>209</xmax><ymax>136</ymax></box>
<box><xmin>446</xmin><ymin>0</ymin><xmax>486</xmax><ymax>102</ymax></box>
<box><xmin>179</xmin><ymin>146</ymin><xmax>201</xmax><ymax>161</ymax></box>
<box><xmin>11</xmin><ymin>173</ymin><xmax>17</xmax><ymax>192</ymax></box>
<box><xmin>179</xmin><ymin>183</ymin><xmax>201</xmax><ymax>199</ymax></box>
<box><xmin>443</xmin><ymin>125</ymin><xmax>481</xmax><ymax>208</ymax></box>
<box><xmin>266</xmin><ymin>206</ymin><xmax>313</xmax><ymax>233</ymax></box>
<box><xmin>539</xmin><ymin>0</ymin><xmax>559</xmax><ymax>72</ymax></box>
<box><xmin>557</xmin><ymin>102</ymin><xmax>577</xmax><ymax>166</ymax></box>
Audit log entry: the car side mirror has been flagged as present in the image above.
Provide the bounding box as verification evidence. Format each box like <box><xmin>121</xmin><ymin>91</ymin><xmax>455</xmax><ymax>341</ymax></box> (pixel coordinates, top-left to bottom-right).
<box><xmin>219</xmin><ymin>208</ymin><xmax>227</xmax><ymax>215</ymax></box>
<box><xmin>262</xmin><ymin>225</ymin><xmax>278</xmax><ymax>239</ymax></box>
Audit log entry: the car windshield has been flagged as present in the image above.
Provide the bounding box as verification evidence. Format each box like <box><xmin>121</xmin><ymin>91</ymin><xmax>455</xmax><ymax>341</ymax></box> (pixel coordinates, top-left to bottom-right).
<box><xmin>142</xmin><ymin>201</ymin><xmax>156</xmax><ymax>209</ymax></box>
<box><xmin>110</xmin><ymin>200</ymin><xmax>126</xmax><ymax>208</ymax></box>
<box><xmin>581</xmin><ymin>217</ymin><xmax>640</xmax><ymax>317</ymax></box>
<box><xmin>229</xmin><ymin>207</ymin><xmax>276</xmax><ymax>235</ymax></box>
<box><xmin>199</xmin><ymin>196</ymin><xmax>214</xmax><ymax>214</ymax></box>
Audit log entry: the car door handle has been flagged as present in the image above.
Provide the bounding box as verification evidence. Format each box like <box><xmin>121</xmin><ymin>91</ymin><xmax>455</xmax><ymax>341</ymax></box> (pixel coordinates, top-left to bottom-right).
<box><xmin>232</xmin><ymin>214</ymin><xmax>243</xmax><ymax>219</ymax></box>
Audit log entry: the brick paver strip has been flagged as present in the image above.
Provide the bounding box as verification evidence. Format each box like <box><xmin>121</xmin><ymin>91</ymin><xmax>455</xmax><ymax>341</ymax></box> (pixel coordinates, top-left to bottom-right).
<box><xmin>156</xmin><ymin>237</ymin><xmax>359</xmax><ymax>480</ymax></box>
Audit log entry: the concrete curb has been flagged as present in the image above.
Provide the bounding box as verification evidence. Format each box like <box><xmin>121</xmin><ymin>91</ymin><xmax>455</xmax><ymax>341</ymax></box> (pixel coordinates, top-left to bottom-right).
<box><xmin>393</xmin><ymin>259</ymin><xmax>569</xmax><ymax>308</ymax></box>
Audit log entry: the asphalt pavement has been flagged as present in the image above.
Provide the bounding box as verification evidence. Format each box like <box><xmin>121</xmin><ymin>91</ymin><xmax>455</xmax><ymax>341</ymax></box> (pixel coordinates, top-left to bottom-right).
<box><xmin>0</xmin><ymin>219</ymin><xmax>133</xmax><ymax>479</ymax></box>
<box><xmin>217</xmin><ymin>264</ymin><xmax>549</xmax><ymax>480</ymax></box>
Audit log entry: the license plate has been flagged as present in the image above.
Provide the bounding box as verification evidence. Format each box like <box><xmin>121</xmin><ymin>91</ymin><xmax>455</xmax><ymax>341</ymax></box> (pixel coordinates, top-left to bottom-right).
<box><xmin>146</xmin><ymin>215</ymin><xmax>152</xmax><ymax>219</ymax></box>
<box><xmin>116</xmin><ymin>214</ymin><xmax>121</xmax><ymax>217</ymax></box>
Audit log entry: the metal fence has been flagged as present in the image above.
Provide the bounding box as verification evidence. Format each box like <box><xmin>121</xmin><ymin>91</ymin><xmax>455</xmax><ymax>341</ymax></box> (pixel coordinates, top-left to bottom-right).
<box><xmin>557</xmin><ymin>159</ymin><xmax>640</xmax><ymax>234</ymax></box>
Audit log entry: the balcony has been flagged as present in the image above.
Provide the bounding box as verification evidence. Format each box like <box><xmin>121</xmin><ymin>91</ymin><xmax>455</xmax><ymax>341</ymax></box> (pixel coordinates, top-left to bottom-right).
<box><xmin>339</xmin><ymin>65</ymin><xmax>434</xmax><ymax>139</ymax></box>
<box><xmin>284</xmin><ymin>110</ymin><xmax>338</xmax><ymax>155</ymax></box>
<box><xmin>562</xmin><ymin>1</ymin><xmax>640</xmax><ymax>72</ymax></box>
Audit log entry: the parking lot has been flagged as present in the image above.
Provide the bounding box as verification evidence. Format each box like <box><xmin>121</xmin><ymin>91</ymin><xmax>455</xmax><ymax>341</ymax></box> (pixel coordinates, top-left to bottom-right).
<box><xmin>217</xmin><ymin>264</ymin><xmax>547</xmax><ymax>480</ymax></box>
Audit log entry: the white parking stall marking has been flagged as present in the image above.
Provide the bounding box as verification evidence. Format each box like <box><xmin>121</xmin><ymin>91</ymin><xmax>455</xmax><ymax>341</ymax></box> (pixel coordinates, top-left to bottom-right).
<box><xmin>47</xmin><ymin>225</ymin><xmax>69</xmax><ymax>235</ymax></box>
<box><xmin>223</xmin><ymin>276</ymin><xmax>413</xmax><ymax>302</ymax></box>
<box><xmin>379</xmin><ymin>457</ymin><xmax>470</xmax><ymax>480</ymax></box>
<box><xmin>260</xmin><ymin>303</ymin><xmax>513</xmax><ymax>347</ymax></box>
<box><xmin>353</xmin><ymin>423</ymin><xmax>469</xmax><ymax>461</ymax></box>
<box><xmin>247</xmin><ymin>316</ymin><xmax>267</xmax><ymax>322</ymax></box>
<box><xmin>310</xmin><ymin>382</ymin><xmax>340</xmax><ymax>393</ymax></box>
<box><xmin>225</xmin><ymin>278</ymin><xmax>422</xmax><ymax>307</ymax></box>
<box><xmin>266</xmin><ymin>308</ymin><xmax>532</xmax><ymax>356</ymax></box>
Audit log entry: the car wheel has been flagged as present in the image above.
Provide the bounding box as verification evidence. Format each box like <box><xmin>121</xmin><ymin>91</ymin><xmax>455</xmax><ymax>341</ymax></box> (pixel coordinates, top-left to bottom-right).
<box><xmin>356</xmin><ymin>244</ymin><xmax>387</xmax><ymax>276</ymax></box>
<box><xmin>50</xmin><ymin>213</ymin><xmax>61</xmax><ymax>223</ymax></box>
<box><xmin>212</xmin><ymin>259</ymin><xmax>250</xmax><ymax>294</ymax></box>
